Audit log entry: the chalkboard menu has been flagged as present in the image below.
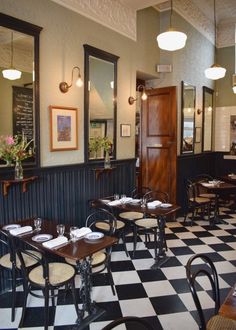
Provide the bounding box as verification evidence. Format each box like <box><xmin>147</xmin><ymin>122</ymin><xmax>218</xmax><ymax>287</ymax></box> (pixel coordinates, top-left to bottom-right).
<box><xmin>13</xmin><ymin>86</ymin><xmax>33</xmax><ymax>141</ymax></box>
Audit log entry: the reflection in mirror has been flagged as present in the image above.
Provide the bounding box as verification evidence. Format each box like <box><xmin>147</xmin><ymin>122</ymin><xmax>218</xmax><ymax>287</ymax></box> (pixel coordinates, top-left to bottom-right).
<box><xmin>202</xmin><ymin>86</ymin><xmax>213</xmax><ymax>152</ymax></box>
<box><xmin>0</xmin><ymin>13</ymin><xmax>42</xmax><ymax>168</ymax></box>
<box><xmin>84</xmin><ymin>45</ymin><xmax>119</xmax><ymax>162</ymax></box>
<box><xmin>181</xmin><ymin>81</ymin><xmax>196</xmax><ymax>154</ymax></box>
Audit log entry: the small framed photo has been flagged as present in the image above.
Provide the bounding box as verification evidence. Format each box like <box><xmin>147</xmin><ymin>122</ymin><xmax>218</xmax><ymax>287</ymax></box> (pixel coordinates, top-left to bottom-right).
<box><xmin>49</xmin><ymin>105</ymin><xmax>78</xmax><ymax>151</ymax></box>
<box><xmin>120</xmin><ymin>124</ymin><xmax>131</xmax><ymax>137</ymax></box>
<box><xmin>195</xmin><ymin>127</ymin><xmax>201</xmax><ymax>143</ymax></box>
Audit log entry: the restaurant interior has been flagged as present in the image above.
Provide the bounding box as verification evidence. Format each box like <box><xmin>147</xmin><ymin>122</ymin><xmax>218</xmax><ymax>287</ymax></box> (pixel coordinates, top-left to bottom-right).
<box><xmin>0</xmin><ymin>0</ymin><xmax>236</xmax><ymax>329</ymax></box>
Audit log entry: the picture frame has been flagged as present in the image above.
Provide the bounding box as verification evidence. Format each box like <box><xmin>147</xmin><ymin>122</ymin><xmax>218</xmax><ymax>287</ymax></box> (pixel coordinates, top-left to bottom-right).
<box><xmin>49</xmin><ymin>105</ymin><xmax>78</xmax><ymax>151</ymax></box>
<box><xmin>120</xmin><ymin>124</ymin><xmax>131</xmax><ymax>137</ymax></box>
<box><xmin>195</xmin><ymin>127</ymin><xmax>201</xmax><ymax>143</ymax></box>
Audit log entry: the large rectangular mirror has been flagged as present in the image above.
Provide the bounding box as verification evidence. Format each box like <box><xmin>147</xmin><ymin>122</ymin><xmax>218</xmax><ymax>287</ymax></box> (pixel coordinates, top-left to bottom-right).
<box><xmin>202</xmin><ymin>86</ymin><xmax>213</xmax><ymax>152</ymax></box>
<box><xmin>181</xmin><ymin>81</ymin><xmax>196</xmax><ymax>154</ymax></box>
<box><xmin>0</xmin><ymin>13</ymin><xmax>42</xmax><ymax>169</ymax></box>
<box><xmin>84</xmin><ymin>44</ymin><xmax>119</xmax><ymax>162</ymax></box>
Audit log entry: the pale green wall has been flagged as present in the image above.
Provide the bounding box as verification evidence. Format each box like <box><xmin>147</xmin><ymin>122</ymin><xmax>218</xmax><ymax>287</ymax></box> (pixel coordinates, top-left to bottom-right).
<box><xmin>216</xmin><ymin>46</ymin><xmax>236</xmax><ymax>107</ymax></box>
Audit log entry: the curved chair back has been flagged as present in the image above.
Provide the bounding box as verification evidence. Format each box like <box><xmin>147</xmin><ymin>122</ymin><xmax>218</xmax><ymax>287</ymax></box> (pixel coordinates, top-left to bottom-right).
<box><xmin>131</xmin><ymin>187</ymin><xmax>151</xmax><ymax>199</ymax></box>
<box><xmin>186</xmin><ymin>253</ymin><xmax>220</xmax><ymax>330</ymax></box>
<box><xmin>86</xmin><ymin>208</ymin><xmax>117</xmax><ymax>235</ymax></box>
<box><xmin>144</xmin><ymin>190</ymin><xmax>169</xmax><ymax>203</ymax></box>
<box><xmin>102</xmin><ymin>316</ymin><xmax>154</xmax><ymax>330</ymax></box>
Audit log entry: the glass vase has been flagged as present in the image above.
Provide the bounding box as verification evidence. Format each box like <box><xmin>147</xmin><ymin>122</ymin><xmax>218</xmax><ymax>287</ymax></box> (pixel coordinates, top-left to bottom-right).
<box><xmin>104</xmin><ymin>151</ymin><xmax>111</xmax><ymax>169</ymax></box>
<box><xmin>15</xmin><ymin>160</ymin><xmax>23</xmax><ymax>180</ymax></box>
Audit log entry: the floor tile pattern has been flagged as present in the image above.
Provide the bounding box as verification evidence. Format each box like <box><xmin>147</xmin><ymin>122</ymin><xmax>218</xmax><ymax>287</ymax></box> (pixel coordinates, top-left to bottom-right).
<box><xmin>0</xmin><ymin>208</ymin><xmax>236</xmax><ymax>330</ymax></box>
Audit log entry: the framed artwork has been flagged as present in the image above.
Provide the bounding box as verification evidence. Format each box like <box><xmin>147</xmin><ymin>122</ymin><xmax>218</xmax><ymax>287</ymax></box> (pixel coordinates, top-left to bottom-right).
<box><xmin>49</xmin><ymin>105</ymin><xmax>78</xmax><ymax>151</ymax></box>
<box><xmin>195</xmin><ymin>127</ymin><xmax>201</xmax><ymax>143</ymax></box>
<box><xmin>120</xmin><ymin>124</ymin><xmax>131</xmax><ymax>137</ymax></box>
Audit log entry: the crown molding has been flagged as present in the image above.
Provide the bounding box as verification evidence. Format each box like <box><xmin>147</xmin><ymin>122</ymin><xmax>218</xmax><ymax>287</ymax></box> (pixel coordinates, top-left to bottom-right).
<box><xmin>51</xmin><ymin>0</ymin><xmax>136</xmax><ymax>40</ymax></box>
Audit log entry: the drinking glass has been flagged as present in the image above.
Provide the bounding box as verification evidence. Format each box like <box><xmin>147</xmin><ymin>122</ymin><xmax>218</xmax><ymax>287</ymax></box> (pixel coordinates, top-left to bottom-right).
<box><xmin>56</xmin><ymin>224</ymin><xmax>65</xmax><ymax>236</ymax></box>
<box><xmin>114</xmin><ymin>194</ymin><xmax>119</xmax><ymax>200</ymax></box>
<box><xmin>34</xmin><ymin>217</ymin><xmax>42</xmax><ymax>230</ymax></box>
<box><xmin>141</xmin><ymin>197</ymin><xmax>147</xmax><ymax>208</ymax></box>
<box><xmin>120</xmin><ymin>194</ymin><xmax>126</xmax><ymax>204</ymax></box>
<box><xmin>70</xmin><ymin>226</ymin><xmax>78</xmax><ymax>242</ymax></box>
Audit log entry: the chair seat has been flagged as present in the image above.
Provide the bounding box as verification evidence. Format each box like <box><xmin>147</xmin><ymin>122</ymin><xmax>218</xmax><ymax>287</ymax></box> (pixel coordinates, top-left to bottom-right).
<box><xmin>199</xmin><ymin>193</ymin><xmax>216</xmax><ymax>199</ymax></box>
<box><xmin>135</xmin><ymin>218</ymin><xmax>158</xmax><ymax>229</ymax></box>
<box><xmin>0</xmin><ymin>250</ymin><xmax>41</xmax><ymax>269</ymax></box>
<box><xmin>65</xmin><ymin>251</ymin><xmax>106</xmax><ymax>268</ymax></box>
<box><xmin>96</xmin><ymin>220</ymin><xmax>125</xmax><ymax>230</ymax></box>
<box><xmin>190</xmin><ymin>196</ymin><xmax>210</xmax><ymax>203</ymax></box>
<box><xmin>207</xmin><ymin>314</ymin><xmax>236</xmax><ymax>330</ymax></box>
<box><xmin>29</xmin><ymin>262</ymin><xmax>75</xmax><ymax>286</ymax></box>
<box><xmin>119</xmin><ymin>211</ymin><xmax>143</xmax><ymax>221</ymax></box>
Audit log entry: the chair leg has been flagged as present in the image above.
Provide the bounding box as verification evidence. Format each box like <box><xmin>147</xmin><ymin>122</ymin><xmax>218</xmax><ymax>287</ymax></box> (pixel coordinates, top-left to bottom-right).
<box><xmin>121</xmin><ymin>230</ymin><xmax>128</xmax><ymax>257</ymax></box>
<box><xmin>19</xmin><ymin>280</ymin><xmax>29</xmax><ymax>328</ymax></box>
<box><xmin>44</xmin><ymin>287</ymin><xmax>49</xmax><ymax>330</ymax></box>
<box><xmin>70</xmin><ymin>279</ymin><xmax>80</xmax><ymax>317</ymax></box>
<box><xmin>107</xmin><ymin>263</ymin><xmax>116</xmax><ymax>295</ymax></box>
<box><xmin>11</xmin><ymin>266</ymin><xmax>16</xmax><ymax>322</ymax></box>
<box><xmin>154</xmin><ymin>228</ymin><xmax>158</xmax><ymax>260</ymax></box>
<box><xmin>133</xmin><ymin>225</ymin><xmax>138</xmax><ymax>257</ymax></box>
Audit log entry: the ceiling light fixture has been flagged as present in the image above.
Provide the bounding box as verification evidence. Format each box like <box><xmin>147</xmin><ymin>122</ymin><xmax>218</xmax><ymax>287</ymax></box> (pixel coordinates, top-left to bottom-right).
<box><xmin>59</xmin><ymin>66</ymin><xmax>83</xmax><ymax>93</ymax></box>
<box><xmin>156</xmin><ymin>0</ymin><xmax>187</xmax><ymax>51</ymax></box>
<box><xmin>128</xmin><ymin>85</ymin><xmax>147</xmax><ymax>105</ymax></box>
<box><xmin>204</xmin><ymin>0</ymin><xmax>226</xmax><ymax>80</ymax></box>
<box><xmin>2</xmin><ymin>32</ymin><xmax>22</xmax><ymax>81</ymax></box>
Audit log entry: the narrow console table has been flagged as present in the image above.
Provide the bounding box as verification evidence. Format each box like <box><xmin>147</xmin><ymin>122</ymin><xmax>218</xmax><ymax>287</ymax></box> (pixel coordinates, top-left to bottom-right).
<box><xmin>1</xmin><ymin>176</ymin><xmax>38</xmax><ymax>196</ymax></box>
<box><xmin>93</xmin><ymin>167</ymin><xmax>116</xmax><ymax>180</ymax></box>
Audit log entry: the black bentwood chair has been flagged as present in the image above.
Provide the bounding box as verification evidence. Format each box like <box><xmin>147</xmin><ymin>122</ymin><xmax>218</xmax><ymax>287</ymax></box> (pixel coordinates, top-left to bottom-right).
<box><xmin>102</xmin><ymin>316</ymin><xmax>154</xmax><ymax>330</ymax></box>
<box><xmin>66</xmin><ymin>208</ymin><xmax>117</xmax><ymax>295</ymax></box>
<box><xmin>17</xmin><ymin>243</ymin><xmax>79</xmax><ymax>330</ymax></box>
<box><xmin>0</xmin><ymin>230</ymin><xmax>41</xmax><ymax>322</ymax></box>
<box><xmin>186</xmin><ymin>253</ymin><xmax>234</xmax><ymax>330</ymax></box>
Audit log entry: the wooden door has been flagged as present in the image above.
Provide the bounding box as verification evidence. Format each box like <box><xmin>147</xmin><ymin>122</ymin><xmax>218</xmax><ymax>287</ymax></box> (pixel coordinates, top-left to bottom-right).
<box><xmin>140</xmin><ymin>86</ymin><xmax>177</xmax><ymax>203</ymax></box>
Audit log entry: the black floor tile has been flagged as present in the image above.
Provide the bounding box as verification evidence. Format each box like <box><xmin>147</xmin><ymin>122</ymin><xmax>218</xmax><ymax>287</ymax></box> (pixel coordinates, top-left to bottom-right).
<box><xmin>115</xmin><ymin>283</ymin><xmax>147</xmax><ymax>300</ymax></box>
<box><xmin>208</xmin><ymin>243</ymin><xmax>234</xmax><ymax>251</ymax></box>
<box><xmin>150</xmin><ymin>295</ymin><xmax>187</xmax><ymax>315</ymax></box>
<box><xmin>137</xmin><ymin>269</ymin><xmax>167</xmax><ymax>282</ymax></box>
<box><xmin>110</xmin><ymin>260</ymin><xmax>135</xmax><ymax>272</ymax></box>
<box><xmin>169</xmin><ymin>246</ymin><xmax>194</xmax><ymax>255</ymax></box>
<box><xmin>182</xmin><ymin>238</ymin><xmax>205</xmax><ymax>245</ymax></box>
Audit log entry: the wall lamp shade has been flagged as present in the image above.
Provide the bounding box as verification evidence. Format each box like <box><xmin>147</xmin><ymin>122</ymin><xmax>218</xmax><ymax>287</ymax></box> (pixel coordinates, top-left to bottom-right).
<box><xmin>128</xmin><ymin>85</ymin><xmax>147</xmax><ymax>105</ymax></box>
<box><xmin>157</xmin><ymin>29</ymin><xmax>187</xmax><ymax>51</ymax></box>
<box><xmin>205</xmin><ymin>64</ymin><xmax>226</xmax><ymax>80</ymax></box>
<box><xmin>233</xmin><ymin>74</ymin><xmax>236</xmax><ymax>94</ymax></box>
<box><xmin>2</xmin><ymin>32</ymin><xmax>22</xmax><ymax>81</ymax></box>
<box><xmin>59</xmin><ymin>66</ymin><xmax>83</xmax><ymax>93</ymax></box>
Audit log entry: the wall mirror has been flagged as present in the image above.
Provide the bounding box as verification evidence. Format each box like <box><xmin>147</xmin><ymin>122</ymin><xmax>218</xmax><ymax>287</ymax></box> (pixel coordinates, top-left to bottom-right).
<box><xmin>0</xmin><ymin>13</ymin><xmax>42</xmax><ymax>169</ymax></box>
<box><xmin>84</xmin><ymin>44</ymin><xmax>119</xmax><ymax>162</ymax></box>
<box><xmin>202</xmin><ymin>86</ymin><xmax>213</xmax><ymax>152</ymax></box>
<box><xmin>181</xmin><ymin>81</ymin><xmax>196</xmax><ymax>154</ymax></box>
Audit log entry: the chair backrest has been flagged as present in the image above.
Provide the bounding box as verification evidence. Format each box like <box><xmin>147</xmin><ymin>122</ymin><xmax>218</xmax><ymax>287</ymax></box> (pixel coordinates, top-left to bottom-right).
<box><xmin>86</xmin><ymin>208</ymin><xmax>117</xmax><ymax>235</ymax></box>
<box><xmin>131</xmin><ymin>187</ymin><xmax>151</xmax><ymax>199</ymax></box>
<box><xmin>194</xmin><ymin>174</ymin><xmax>214</xmax><ymax>196</ymax></box>
<box><xmin>0</xmin><ymin>230</ymin><xmax>16</xmax><ymax>266</ymax></box>
<box><xmin>186</xmin><ymin>180</ymin><xmax>198</xmax><ymax>202</ymax></box>
<box><xmin>186</xmin><ymin>253</ymin><xmax>220</xmax><ymax>330</ymax></box>
<box><xmin>101</xmin><ymin>316</ymin><xmax>154</xmax><ymax>330</ymax></box>
<box><xmin>144</xmin><ymin>190</ymin><xmax>169</xmax><ymax>203</ymax></box>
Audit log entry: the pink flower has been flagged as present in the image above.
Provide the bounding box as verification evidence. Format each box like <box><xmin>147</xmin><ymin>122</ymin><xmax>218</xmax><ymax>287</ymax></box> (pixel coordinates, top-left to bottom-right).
<box><xmin>5</xmin><ymin>136</ymin><xmax>15</xmax><ymax>145</ymax></box>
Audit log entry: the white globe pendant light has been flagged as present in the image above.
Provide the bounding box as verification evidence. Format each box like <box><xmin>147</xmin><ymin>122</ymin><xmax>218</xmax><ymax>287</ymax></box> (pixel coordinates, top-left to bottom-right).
<box><xmin>157</xmin><ymin>0</ymin><xmax>187</xmax><ymax>51</ymax></box>
<box><xmin>2</xmin><ymin>32</ymin><xmax>22</xmax><ymax>81</ymax></box>
<box><xmin>205</xmin><ymin>0</ymin><xmax>226</xmax><ymax>80</ymax></box>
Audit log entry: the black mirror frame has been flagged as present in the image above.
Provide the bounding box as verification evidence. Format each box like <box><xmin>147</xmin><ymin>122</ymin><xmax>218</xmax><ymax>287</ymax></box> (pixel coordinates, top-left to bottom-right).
<box><xmin>180</xmin><ymin>81</ymin><xmax>196</xmax><ymax>154</ymax></box>
<box><xmin>202</xmin><ymin>86</ymin><xmax>214</xmax><ymax>153</ymax></box>
<box><xmin>0</xmin><ymin>13</ymin><xmax>42</xmax><ymax>170</ymax></box>
<box><xmin>83</xmin><ymin>44</ymin><xmax>119</xmax><ymax>163</ymax></box>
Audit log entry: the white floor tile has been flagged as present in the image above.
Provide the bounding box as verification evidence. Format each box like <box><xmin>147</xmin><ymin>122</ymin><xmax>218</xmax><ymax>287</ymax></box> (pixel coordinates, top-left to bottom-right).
<box><xmin>92</xmin><ymin>285</ymin><xmax>118</xmax><ymax>302</ymax></box>
<box><xmin>54</xmin><ymin>304</ymin><xmax>78</xmax><ymax>325</ymax></box>
<box><xmin>187</xmin><ymin>226</ymin><xmax>206</xmax><ymax>232</ymax></box>
<box><xmin>143</xmin><ymin>280</ymin><xmax>176</xmax><ymax>297</ymax></box>
<box><xmin>218</xmin><ymin>250</ymin><xmax>236</xmax><ymax>261</ymax></box>
<box><xmin>199</xmin><ymin>236</ymin><xmax>223</xmax><ymax>244</ymax></box>
<box><xmin>165</xmin><ymin>239</ymin><xmax>186</xmax><ymax>247</ymax></box>
<box><xmin>175</xmin><ymin>232</ymin><xmax>197</xmax><ymax>239</ymax></box>
<box><xmin>196</xmin><ymin>275</ymin><xmax>230</xmax><ymax>290</ymax></box>
<box><xmin>119</xmin><ymin>298</ymin><xmax>156</xmax><ymax>317</ymax></box>
<box><xmin>159</xmin><ymin>311</ymin><xmax>198</xmax><ymax>330</ymax></box>
<box><xmin>161</xmin><ymin>266</ymin><xmax>187</xmax><ymax>280</ymax></box>
<box><xmin>132</xmin><ymin>258</ymin><xmax>155</xmax><ymax>270</ymax></box>
<box><xmin>179</xmin><ymin>291</ymin><xmax>214</xmax><ymax>311</ymax></box>
<box><xmin>189</xmin><ymin>245</ymin><xmax>215</xmax><ymax>254</ymax></box>
<box><xmin>214</xmin><ymin>261</ymin><xmax>236</xmax><ymax>274</ymax></box>
<box><xmin>112</xmin><ymin>270</ymin><xmax>141</xmax><ymax>285</ymax></box>
<box><xmin>209</xmin><ymin>229</ymin><xmax>230</xmax><ymax>236</ymax></box>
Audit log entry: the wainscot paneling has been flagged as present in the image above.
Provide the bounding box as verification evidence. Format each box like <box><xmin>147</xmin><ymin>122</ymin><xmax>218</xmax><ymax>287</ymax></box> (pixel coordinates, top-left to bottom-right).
<box><xmin>0</xmin><ymin>159</ymin><xmax>136</xmax><ymax>294</ymax></box>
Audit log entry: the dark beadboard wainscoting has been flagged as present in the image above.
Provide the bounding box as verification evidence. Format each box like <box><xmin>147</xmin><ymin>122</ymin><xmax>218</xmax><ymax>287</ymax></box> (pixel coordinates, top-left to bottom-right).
<box><xmin>0</xmin><ymin>159</ymin><xmax>136</xmax><ymax>294</ymax></box>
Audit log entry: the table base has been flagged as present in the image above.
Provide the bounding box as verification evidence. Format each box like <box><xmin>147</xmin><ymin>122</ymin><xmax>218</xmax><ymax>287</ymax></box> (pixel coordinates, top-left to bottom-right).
<box><xmin>151</xmin><ymin>254</ymin><xmax>170</xmax><ymax>269</ymax></box>
<box><xmin>76</xmin><ymin>305</ymin><xmax>106</xmax><ymax>329</ymax></box>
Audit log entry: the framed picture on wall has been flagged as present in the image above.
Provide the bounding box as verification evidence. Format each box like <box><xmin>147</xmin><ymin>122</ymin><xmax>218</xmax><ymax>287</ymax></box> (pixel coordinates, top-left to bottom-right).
<box><xmin>120</xmin><ymin>124</ymin><xmax>131</xmax><ymax>137</ymax></box>
<box><xmin>49</xmin><ymin>105</ymin><xmax>78</xmax><ymax>151</ymax></box>
<box><xmin>195</xmin><ymin>127</ymin><xmax>201</xmax><ymax>143</ymax></box>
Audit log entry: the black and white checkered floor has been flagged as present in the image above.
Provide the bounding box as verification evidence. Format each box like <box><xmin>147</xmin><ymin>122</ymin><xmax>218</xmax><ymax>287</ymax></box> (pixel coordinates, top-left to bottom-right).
<box><xmin>1</xmin><ymin>207</ymin><xmax>236</xmax><ymax>330</ymax></box>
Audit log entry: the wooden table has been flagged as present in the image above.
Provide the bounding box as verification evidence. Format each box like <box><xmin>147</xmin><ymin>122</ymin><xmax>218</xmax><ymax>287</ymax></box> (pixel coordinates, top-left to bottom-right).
<box><xmin>92</xmin><ymin>199</ymin><xmax>181</xmax><ymax>269</ymax></box>
<box><xmin>1</xmin><ymin>218</ymin><xmax>117</xmax><ymax>329</ymax></box>
<box><xmin>219</xmin><ymin>285</ymin><xmax>236</xmax><ymax>320</ymax></box>
<box><xmin>200</xmin><ymin>181</ymin><xmax>236</xmax><ymax>225</ymax></box>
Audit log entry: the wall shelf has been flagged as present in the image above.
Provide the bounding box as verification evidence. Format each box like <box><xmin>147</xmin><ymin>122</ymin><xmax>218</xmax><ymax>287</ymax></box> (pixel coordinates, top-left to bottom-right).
<box><xmin>1</xmin><ymin>176</ymin><xmax>38</xmax><ymax>196</ymax></box>
<box><xmin>93</xmin><ymin>167</ymin><xmax>116</xmax><ymax>180</ymax></box>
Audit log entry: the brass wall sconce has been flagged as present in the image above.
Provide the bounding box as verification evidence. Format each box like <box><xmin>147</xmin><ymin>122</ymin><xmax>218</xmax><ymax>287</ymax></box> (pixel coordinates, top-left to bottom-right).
<box><xmin>59</xmin><ymin>66</ymin><xmax>83</xmax><ymax>93</ymax></box>
<box><xmin>197</xmin><ymin>109</ymin><xmax>202</xmax><ymax>115</ymax></box>
<box><xmin>128</xmin><ymin>85</ymin><xmax>147</xmax><ymax>105</ymax></box>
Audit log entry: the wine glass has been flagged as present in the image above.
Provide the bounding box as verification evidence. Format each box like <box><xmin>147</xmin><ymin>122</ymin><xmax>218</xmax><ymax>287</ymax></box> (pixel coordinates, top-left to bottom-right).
<box><xmin>114</xmin><ymin>194</ymin><xmax>119</xmax><ymax>200</ymax></box>
<box><xmin>70</xmin><ymin>226</ymin><xmax>78</xmax><ymax>242</ymax></box>
<box><xmin>56</xmin><ymin>224</ymin><xmax>65</xmax><ymax>236</ymax></box>
<box><xmin>34</xmin><ymin>217</ymin><xmax>42</xmax><ymax>231</ymax></box>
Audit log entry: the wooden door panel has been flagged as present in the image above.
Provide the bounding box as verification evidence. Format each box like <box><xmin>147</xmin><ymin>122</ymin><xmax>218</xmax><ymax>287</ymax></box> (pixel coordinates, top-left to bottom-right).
<box><xmin>140</xmin><ymin>86</ymin><xmax>177</xmax><ymax>203</ymax></box>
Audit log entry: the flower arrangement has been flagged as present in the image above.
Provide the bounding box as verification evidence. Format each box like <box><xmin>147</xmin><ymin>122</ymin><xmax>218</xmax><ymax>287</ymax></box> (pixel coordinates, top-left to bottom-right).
<box><xmin>0</xmin><ymin>134</ymin><xmax>33</xmax><ymax>164</ymax></box>
<box><xmin>89</xmin><ymin>136</ymin><xmax>112</xmax><ymax>158</ymax></box>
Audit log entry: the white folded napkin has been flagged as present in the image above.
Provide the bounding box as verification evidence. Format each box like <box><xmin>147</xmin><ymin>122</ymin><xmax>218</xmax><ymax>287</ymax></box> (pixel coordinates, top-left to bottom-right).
<box><xmin>42</xmin><ymin>236</ymin><xmax>68</xmax><ymax>249</ymax></box>
<box><xmin>147</xmin><ymin>200</ymin><xmax>162</xmax><ymax>208</ymax></box>
<box><xmin>73</xmin><ymin>227</ymin><xmax>92</xmax><ymax>239</ymax></box>
<box><xmin>10</xmin><ymin>226</ymin><xmax>33</xmax><ymax>236</ymax></box>
<box><xmin>122</xmin><ymin>197</ymin><xmax>133</xmax><ymax>203</ymax></box>
<box><xmin>201</xmin><ymin>183</ymin><xmax>215</xmax><ymax>187</ymax></box>
<box><xmin>108</xmin><ymin>200</ymin><xmax>122</xmax><ymax>206</ymax></box>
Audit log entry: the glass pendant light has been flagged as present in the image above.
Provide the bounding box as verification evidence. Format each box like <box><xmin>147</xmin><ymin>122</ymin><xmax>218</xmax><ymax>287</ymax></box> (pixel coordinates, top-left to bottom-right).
<box><xmin>2</xmin><ymin>32</ymin><xmax>22</xmax><ymax>81</ymax></box>
<box><xmin>204</xmin><ymin>0</ymin><xmax>226</xmax><ymax>80</ymax></box>
<box><xmin>157</xmin><ymin>0</ymin><xmax>187</xmax><ymax>51</ymax></box>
